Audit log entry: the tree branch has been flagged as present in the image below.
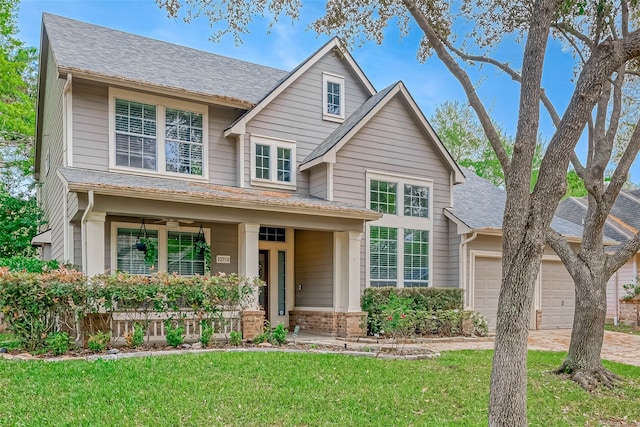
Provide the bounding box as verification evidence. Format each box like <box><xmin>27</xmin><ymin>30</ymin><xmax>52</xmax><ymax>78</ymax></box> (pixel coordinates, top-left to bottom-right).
<box><xmin>545</xmin><ymin>229</ymin><xmax>580</xmax><ymax>276</ymax></box>
<box><xmin>552</xmin><ymin>21</ymin><xmax>594</xmax><ymax>48</ymax></box>
<box><xmin>401</xmin><ymin>0</ymin><xmax>510</xmax><ymax>173</ymax></box>
<box><xmin>604</xmin><ymin>113</ymin><xmax>640</xmax><ymax>206</ymax></box>
<box><xmin>606</xmin><ymin>232</ymin><xmax>640</xmax><ymax>276</ymax></box>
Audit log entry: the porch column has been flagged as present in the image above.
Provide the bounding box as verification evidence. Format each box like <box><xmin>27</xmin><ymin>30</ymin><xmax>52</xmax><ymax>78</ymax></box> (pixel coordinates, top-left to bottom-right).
<box><xmin>334</xmin><ymin>231</ymin><xmax>363</xmax><ymax>312</ymax></box>
<box><xmin>238</xmin><ymin>223</ymin><xmax>260</xmax><ymax>309</ymax></box>
<box><xmin>83</xmin><ymin>211</ymin><xmax>106</xmax><ymax>276</ymax></box>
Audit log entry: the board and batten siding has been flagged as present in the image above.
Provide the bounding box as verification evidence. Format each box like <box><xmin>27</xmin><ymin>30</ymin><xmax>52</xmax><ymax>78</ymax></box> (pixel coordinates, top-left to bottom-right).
<box><xmin>331</xmin><ymin>95</ymin><xmax>454</xmax><ymax>289</ymax></box>
<box><xmin>244</xmin><ymin>50</ymin><xmax>371</xmax><ymax>193</ymax></box>
<box><xmin>294</xmin><ymin>230</ymin><xmax>333</xmax><ymax>307</ymax></box>
<box><xmin>72</xmin><ymin>83</ymin><xmax>241</xmax><ymax>186</ymax></box>
<box><xmin>39</xmin><ymin>46</ymin><xmax>66</xmax><ymax>260</ymax></box>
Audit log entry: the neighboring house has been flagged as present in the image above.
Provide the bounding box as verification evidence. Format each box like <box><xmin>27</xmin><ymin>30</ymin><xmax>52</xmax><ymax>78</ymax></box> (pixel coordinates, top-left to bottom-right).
<box><xmin>446</xmin><ymin>170</ymin><xmax>590</xmax><ymax>330</ymax></box>
<box><xmin>33</xmin><ymin>14</ymin><xmax>464</xmax><ymax>337</ymax></box>
<box><xmin>556</xmin><ymin>191</ymin><xmax>640</xmax><ymax>322</ymax></box>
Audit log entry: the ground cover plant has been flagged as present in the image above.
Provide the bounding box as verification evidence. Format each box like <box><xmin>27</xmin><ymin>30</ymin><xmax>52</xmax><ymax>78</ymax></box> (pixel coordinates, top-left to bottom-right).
<box><xmin>0</xmin><ymin>350</ymin><xmax>638</xmax><ymax>426</ymax></box>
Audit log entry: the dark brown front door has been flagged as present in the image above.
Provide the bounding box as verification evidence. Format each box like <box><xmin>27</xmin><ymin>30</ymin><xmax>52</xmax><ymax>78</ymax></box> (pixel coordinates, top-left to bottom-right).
<box><xmin>258</xmin><ymin>250</ymin><xmax>269</xmax><ymax>321</ymax></box>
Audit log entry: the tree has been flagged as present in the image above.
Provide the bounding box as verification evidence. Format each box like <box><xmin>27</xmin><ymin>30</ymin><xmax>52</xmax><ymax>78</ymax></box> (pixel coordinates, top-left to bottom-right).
<box><xmin>156</xmin><ymin>0</ymin><xmax>640</xmax><ymax>424</ymax></box>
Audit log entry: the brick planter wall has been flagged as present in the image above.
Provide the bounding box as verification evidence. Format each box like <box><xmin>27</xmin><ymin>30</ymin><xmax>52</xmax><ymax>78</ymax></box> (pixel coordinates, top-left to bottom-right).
<box><xmin>289</xmin><ymin>310</ymin><xmax>367</xmax><ymax>338</ymax></box>
<box><xmin>242</xmin><ymin>311</ymin><xmax>265</xmax><ymax>340</ymax></box>
<box><xmin>619</xmin><ymin>300</ymin><xmax>639</xmax><ymax>326</ymax></box>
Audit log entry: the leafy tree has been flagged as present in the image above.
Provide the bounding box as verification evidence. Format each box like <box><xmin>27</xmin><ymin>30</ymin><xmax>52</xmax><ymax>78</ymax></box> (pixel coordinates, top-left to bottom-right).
<box><xmin>156</xmin><ymin>0</ymin><xmax>640</xmax><ymax>424</ymax></box>
<box><xmin>0</xmin><ymin>188</ymin><xmax>41</xmax><ymax>257</ymax></box>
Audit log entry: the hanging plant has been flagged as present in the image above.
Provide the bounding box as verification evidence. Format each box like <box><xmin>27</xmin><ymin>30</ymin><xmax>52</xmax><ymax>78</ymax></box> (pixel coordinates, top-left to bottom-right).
<box><xmin>135</xmin><ymin>219</ymin><xmax>157</xmax><ymax>266</ymax></box>
<box><xmin>195</xmin><ymin>225</ymin><xmax>211</xmax><ymax>274</ymax></box>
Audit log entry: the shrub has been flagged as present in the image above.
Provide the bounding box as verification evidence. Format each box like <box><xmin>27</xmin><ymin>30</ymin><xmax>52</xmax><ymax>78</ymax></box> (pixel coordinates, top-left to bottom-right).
<box><xmin>200</xmin><ymin>321</ymin><xmax>214</xmax><ymax>347</ymax></box>
<box><xmin>45</xmin><ymin>331</ymin><xmax>72</xmax><ymax>356</ymax></box>
<box><xmin>0</xmin><ymin>256</ymin><xmax>59</xmax><ymax>273</ymax></box>
<box><xmin>125</xmin><ymin>323</ymin><xmax>145</xmax><ymax>348</ymax></box>
<box><xmin>165</xmin><ymin>319</ymin><xmax>184</xmax><ymax>347</ymax></box>
<box><xmin>229</xmin><ymin>330</ymin><xmax>242</xmax><ymax>346</ymax></box>
<box><xmin>87</xmin><ymin>331</ymin><xmax>111</xmax><ymax>352</ymax></box>
<box><xmin>362</xmin><ymin>287</ymin><xmax>463</xmax><ymax>335</ymax></box>
<box><xmin>270</xmin><ymin>323</ymin><xmax>287</xmax><ymax>345</ymax></box>
<box><xmin>623</xmin><ymin>283</ymin><xmax>640</xmax><ymax>300</ymax></box>
<box><xmin>468</xmin><ymin>311</ymin><xmax>489</xmax><ymax>337</ymax></box>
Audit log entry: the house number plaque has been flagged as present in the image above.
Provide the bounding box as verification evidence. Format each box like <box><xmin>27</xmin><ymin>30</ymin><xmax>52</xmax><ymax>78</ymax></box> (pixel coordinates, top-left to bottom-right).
<box><xmin>216</xmin><ymin>255</ymin><xmax>231</xmax><ymax>264</ymax></box>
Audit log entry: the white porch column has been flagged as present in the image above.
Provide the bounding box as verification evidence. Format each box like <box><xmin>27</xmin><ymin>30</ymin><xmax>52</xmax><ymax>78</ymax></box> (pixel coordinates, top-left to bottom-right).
<box><xmin>83</xmin><ymin>211</ymin><xmax>106</xmax><ymax>276</ymax></box>
<box><xmin>238</xmin><ymin>223</ymin><xmax>260</xmax><ymax>309</ymax></box>
<box><xmin>334</xmin><ymin>231</ymin><xmax>363</xmax><ymax>313</ymax></box>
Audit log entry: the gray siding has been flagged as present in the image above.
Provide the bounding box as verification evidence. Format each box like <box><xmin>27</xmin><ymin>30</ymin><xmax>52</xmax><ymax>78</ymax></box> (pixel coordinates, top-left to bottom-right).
<box><xmin>294</xmin><ymin>230</ymin><xmax>333</xmax><ymax>307</ymax></box>
<box><xmin>245</xmin><ymin>50</ymin><xmax>371</xmax><ymax>193</ymax></box>
<box><xmin>448</xmin><ymin>222</ymin><xmax>460</xmax><ymax>288</ymax></box>
<box><xmin>39</xmin><ymin>46</ymin><xmax>66</xmax><ymax>261</ymax></box>
<box><xmin>73</xmin><ymin>224</ymin><xmax>82</xmax><ymax>267</ymax></box>
<box><xmin>309</xmin><ymin>164</ymin><xmax>328</xmax><ymax>199</ymax></box>
<box><xmin>72</xmin><ymin>83</ymin><xmax>241</xmax><ymax>186</ymax></box>
<box><xmin>72</xmin><ymin>82</ymin><xmax>109</xmax><ymax>170</ymax></box>
<box><xmin>332</xmin><ymin>95</ymin><xmax>454</xmax><ymax>288</ymax></box>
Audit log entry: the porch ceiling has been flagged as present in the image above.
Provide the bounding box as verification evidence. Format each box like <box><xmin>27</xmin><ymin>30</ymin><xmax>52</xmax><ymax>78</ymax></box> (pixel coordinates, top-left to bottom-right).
<box><xmin>58</xmin><ymin>168</ymin><xmax>381</xmax><ymax>221</ymax></box>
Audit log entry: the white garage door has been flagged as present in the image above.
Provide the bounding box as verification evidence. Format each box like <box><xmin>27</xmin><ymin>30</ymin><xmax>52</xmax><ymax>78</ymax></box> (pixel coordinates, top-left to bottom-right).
<box><xmin>473</xmin><ymin>257</ymin><xmax>502</xmax><ymax>330</ymax></box>
<box><xmin>541</xmin><ymin>261</ymin><xmax>575</xmax><ymax>329</ymax></box>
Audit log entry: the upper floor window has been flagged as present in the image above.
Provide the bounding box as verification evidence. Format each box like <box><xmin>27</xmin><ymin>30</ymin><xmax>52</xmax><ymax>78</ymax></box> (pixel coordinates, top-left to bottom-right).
<box><xmin>250</xmin><ymin>134</ymin><xmax>296</xmax><ymax>189</ymax></box>
<box><xmin>109</xmin><ymin>88</ymin><xmax>208</xmax><ymax>179</ymax></box>
<box><xmin>366</xmin><ymin>171</ymin><xmax>433</xmax><ymax>288</ymax></box>
<box><xmin>322</xmin><ymin>72</ymin><xmax>345</xmax><ymax>122</ymax></box>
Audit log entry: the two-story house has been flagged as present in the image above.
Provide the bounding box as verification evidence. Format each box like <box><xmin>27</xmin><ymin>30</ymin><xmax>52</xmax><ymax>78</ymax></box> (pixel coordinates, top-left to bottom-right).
<box><xmin>34</xmin><ymin>14</ymin><xmax>465</xmax><ymax>337</ymax></box>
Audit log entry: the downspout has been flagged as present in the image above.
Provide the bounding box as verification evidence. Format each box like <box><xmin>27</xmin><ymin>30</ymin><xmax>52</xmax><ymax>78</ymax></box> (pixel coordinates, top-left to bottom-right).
<box><xmin>614</xmin><ymin>272</ymin><xmax>619</xmax><ymax>326</ymax></box>
<box><xmin>459</xmin><ymin>232</ymin><xmax>478</xmax><ymax>308</ymax></box>
<box><xmin>81</xmin><ymin>190</ymin><xmax>95</xmax><ymax>274</ymax></box>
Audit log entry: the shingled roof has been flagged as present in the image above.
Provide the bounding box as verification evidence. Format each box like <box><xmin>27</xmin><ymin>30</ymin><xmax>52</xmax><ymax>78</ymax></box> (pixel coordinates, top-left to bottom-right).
<box><xmin>42</xmin><ymin>13</ymin><xmax>288</xmax><ymax>106</ymax></box>
<box><xmin>57</xmin><ymin>168</ymin><xmax>381</xmax><ymax>220</ymax></box>
<box><xmin>448</xmin><ymin>169</ymin><xmax>586</xmax><ymax>239</ymax></box>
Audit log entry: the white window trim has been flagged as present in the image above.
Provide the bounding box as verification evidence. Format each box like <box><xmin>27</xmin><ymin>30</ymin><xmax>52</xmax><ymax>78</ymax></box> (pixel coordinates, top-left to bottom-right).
<box><xmin>322</xmin><ymin>72</ymin><xmax>345</xmax><ymax>122</ymax></box>
<box><xmin>108</xmin><ymin>88</ymin><xmax>209</xmax><ymax>181</ymax></box>
<box><xmin>110</xmin><ymin>221</ymin><xmax>211</xmax><ymax>274</ymax></box>
<box><xmin>250</xmin><ymin>134</ymin><xmax>297</xmax><ymax>190</ymax></box>
<box><xmin>365</xmin><ymin>171</ymin><xmax>434</xmax><ymax>288</ymax></box>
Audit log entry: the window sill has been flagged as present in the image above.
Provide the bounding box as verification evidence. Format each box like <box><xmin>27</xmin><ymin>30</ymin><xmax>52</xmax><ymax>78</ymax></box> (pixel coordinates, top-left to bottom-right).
<box><xmin>109</xmin><ymin>166</ymin><xmax>210</xmax><ymax>182</ymax></box>
<box><xmin>322</xmin><ymin>114</ymin><xmax>345</xmax><ymax>123</ymax></box>
<box><xmin>251</xmin><ymin>179</ymin><xmax>297</xmax><ymax>191</ymax></box>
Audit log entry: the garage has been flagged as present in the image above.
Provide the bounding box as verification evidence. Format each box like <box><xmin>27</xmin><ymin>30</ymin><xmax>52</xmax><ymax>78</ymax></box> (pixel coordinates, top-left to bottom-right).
<box><xmin>540</xmin><ymin>260</ymin><xmax>575</xmax><ymax>329</ymax></box>
<box><xmin>473</xmin><ymin>256</ymin><xmax>502</xmax><ymax>330</ymax></box>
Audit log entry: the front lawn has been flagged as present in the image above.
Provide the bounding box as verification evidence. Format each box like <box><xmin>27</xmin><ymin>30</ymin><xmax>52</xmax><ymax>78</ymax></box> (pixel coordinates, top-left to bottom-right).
<box><xmin>605</xmin><ymin>324</ymin><xmax>640</xmax><ymax>336</ymax></box>
<box><xmin>0</xmin><ymin>350</ymin><xmax>638</xmax><ymax>426</ymax></box>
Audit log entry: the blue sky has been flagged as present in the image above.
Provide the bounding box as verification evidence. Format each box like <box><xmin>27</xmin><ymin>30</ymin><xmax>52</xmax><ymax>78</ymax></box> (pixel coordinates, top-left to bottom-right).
<box><xmin>16</xmin><ymin>0</ymin><xmax>639</xmax><ymax>182</ymax></box>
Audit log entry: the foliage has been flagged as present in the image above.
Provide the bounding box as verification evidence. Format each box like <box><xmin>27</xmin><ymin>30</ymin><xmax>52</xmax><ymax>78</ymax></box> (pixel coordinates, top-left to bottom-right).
<box><xmin>0</xmin><ymin>351</ymin><xmax>639</xmax><ymax>425</ymax></box>
<box><xmin>45</xmin><ymin>331</ymin><xmax>72</xmax><ymax>356</ymax></box>
<box><xmin>0</xmin><ymin>191</ymin><xmax>44</xmax><ymax>258</ymax></box>
<box><xmin>362</xmin><ymin>287</ymin><xmax>463</xmax><ymax>334</ymax></box>
<box><xmin>139</xmin><ymin>237</ymin><xmax>158</xmax><ymax>266</ymax></box>
<box><xmin>565</xmin><ymin>169</ymin><xmax>587</xmax><ymax>198</ymax></box>
<box><xmin>0</xmin><ymin>332</ymin><xmax>19</xmax><ymax>350</ymax></box>
<box><xmin>229</xmin><ymin>330</ymin><xmax>242</xmax><ymax>346</ymax></box>
<box><xmin>125</xmin><ymin>323</ymin><xmax>145</xmax><ymax>348</ymax></box>
<box><xmin>194</xmin><ymin>239</ymin><xmax>211</xmax><ymax>274</ymax></box>
<box><xmin>164</xmin><ymin>318</ymin><xmax>185</xmax><ymax>347</ymax></box>
<box><xmin>469</xmin><ymin>311</ymin><xmax>489</xmax><ymax>337</ymax></box>
<box><xmin>623</xmin><ymin>283</ymin><xmax>640</xmax><ymax>300</ymax></box>
<box><xmin>87</xmin><ymin>331</ymin><xmax>110</xmax><ymax>352</ymax></box>
<box><xmin>0</xmin><ymin>256</ymin><xmax>58</xmax><ymax>272</ymax></box>
<box><xmin>200</xmin><ymin>321</ymin><xmax>214</xmax><ymax>346</ymax></box>
<box><xmin>0</xmin><ymin>269</ymin><xmax>261</xmax><ymax>351</ymax></box>
<box><xmin>253</xmin><ymin>322</ymin><xmax>287</xmax><ymax>345</ymax></box>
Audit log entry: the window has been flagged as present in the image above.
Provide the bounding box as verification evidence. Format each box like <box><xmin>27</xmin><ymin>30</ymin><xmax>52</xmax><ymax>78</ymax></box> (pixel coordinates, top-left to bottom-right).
<box><xmin>367</xmin><ymin>172</ymin><xmax>433</xmax><ymax>288</ymax></box>
<box><xmin>116</xmin><ymin>228</ymin><xmax>158</xmax><ymax>274</ymax></box>
<box><xmin>259</xmin><ymin>227</ymin><xmax>286</xmax><ymax>242</ymax></box>
<box><xmin>250</xmin><ymin>135</ymin><xmax>296</xmax><ymax>188</ymax></box>
<box><xmin>168</xmin><ymin>231</ymin><xmax>204</xmax><ymax>276</ymax></box>
<box><xmin>110</xmin><ymin>88</ymin><xmax>208</xmax><ymax>178</ymax></box>
<box><xmin>322</xmin><ymin>73</ymin><xmax>345</xmax><ymax>121</ymax></box>
<box><xmin>113</xmin><ymin>223</ymin><xmax>209</xmax><ymax>276</ymax></box>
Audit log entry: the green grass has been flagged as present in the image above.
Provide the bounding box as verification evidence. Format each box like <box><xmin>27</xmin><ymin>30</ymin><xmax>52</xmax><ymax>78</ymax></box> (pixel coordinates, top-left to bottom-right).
<box><xmin>0</xmin><ymin>350</ymin><xmax>638</xmax><ymax>426</ymax></box>
<box><xmin>605</xmin><ymin>323</ymin><xmax>640</xmax><ymax>335</ymax></box>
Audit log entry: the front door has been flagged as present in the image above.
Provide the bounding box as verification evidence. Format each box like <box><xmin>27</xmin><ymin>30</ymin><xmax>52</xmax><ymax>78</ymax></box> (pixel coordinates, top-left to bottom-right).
<box><xmin>258</xmin><ymin>249</ymin><xmax>269</xmax><ymax>321</ymax></box>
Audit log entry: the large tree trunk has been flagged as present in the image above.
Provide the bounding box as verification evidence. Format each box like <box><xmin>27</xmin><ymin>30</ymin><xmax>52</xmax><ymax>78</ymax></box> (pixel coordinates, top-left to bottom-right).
<box><xmin>489</xmin><ymin>231</ymin><xmax>544</xmax><ymax>427</ymax></box>
<box><xmin>556</xmin><ymin>263</ymin><xmax>619</xmax><ymax>390</ymax></box>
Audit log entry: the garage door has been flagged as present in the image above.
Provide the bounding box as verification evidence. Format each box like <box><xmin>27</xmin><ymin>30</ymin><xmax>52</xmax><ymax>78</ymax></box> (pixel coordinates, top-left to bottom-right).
<box><xmin>473</xmin><ymin>257</ymin><xmax>502</xmax><ymax>330</ymax></box>
<box><xmin>541</xmin><ymin>261</ymin><xmax>574</xmax><ymax>329</ymax></box>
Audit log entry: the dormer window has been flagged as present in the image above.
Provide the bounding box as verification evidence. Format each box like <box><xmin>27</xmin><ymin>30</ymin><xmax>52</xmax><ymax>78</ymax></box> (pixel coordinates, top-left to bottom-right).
<box><xmin>322</xmin><ymin>72</ymin><xmax>345</xmax><ymax>122</ymax></box>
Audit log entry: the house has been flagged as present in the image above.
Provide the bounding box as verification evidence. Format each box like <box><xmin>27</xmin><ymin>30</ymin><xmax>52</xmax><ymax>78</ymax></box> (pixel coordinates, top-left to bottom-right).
<box><xmin>33</xmin><ymin>14</ymin><xmax>465</xmax><ymax>338</ymax></box>
<box><xmin>446</xmin><ymin>170</ymin><xmax>589</xmax><ymax>330</ymax></box>
<box><xmin>556</xmin><ymin>191</ymin><xmax>640</xmax><ymax>323</ymax></box>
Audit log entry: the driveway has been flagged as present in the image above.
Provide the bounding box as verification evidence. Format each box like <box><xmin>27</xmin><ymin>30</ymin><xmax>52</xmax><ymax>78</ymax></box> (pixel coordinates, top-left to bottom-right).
<box><xmin>424</xmin><ymin>329</ymin><xmax>640</xmax><ymax>367</ymax></box>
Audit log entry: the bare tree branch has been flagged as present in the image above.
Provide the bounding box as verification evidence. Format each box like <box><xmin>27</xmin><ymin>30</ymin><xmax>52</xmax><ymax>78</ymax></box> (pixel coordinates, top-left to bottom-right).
<box><xmin>606</xmin><ymin>232</ymin><xmax>640</xmax><ymax>276</ymax></box>
<box><xmin>552</xmin><ymin>21</ymin><xmax>594</xmax><ymax>48</ymax></box>
<box><xmin>604</xmin><ymin>113</ymin><xmax>640</xmax><ymax>205</ymax></box>
<box><xmin>545</xmin><ymin>229</ymin><xmax>580</xmax><ymax>276</ymax></box>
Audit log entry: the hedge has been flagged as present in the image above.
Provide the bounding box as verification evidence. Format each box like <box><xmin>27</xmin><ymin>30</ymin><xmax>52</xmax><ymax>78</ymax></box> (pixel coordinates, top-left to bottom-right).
<box><xmin>0</xmin><ymin>256</ymin><xmax>59</xmax><ymax>273</ymax></box>
<box><xmin>362</xmin><ymin>287</ymin><xmax>465</xmax><ymax>335</ymax></box>
<box><xmin>0</xmin><ymin>268</ymin><xmax>261</xmax><ymax>351</ymax></box>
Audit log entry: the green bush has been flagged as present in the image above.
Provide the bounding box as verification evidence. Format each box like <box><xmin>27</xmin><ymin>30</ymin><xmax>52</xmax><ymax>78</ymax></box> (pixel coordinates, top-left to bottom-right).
<box><xmin>229</xmin><ymin>330</ymin><xmax>242</xmax><ymax>346</ymax></box>
<box><xmin>0</xmin><ymin>256</ymin><xmax>59</xmax><ymax>273</ymax></box>
<box><xmin>252</xmin><ymin>323</ymin><xmax>287</xmax><ymax>345</ymax></box>
<box><xmin>362</xmin><ymin>287</ymin><xmax>463</xmax><ymax>335</ymax></box>
<box><xmin>165</xmin><ymin>319</ymin><xmax>185</xmax><ymax>347</ymax></box>
<box><xmin>623</xmin><ymin>283</ymin><xmax>640</xmax><ymax>300</ymax></box>
<box><xmin>45</xmin><ymin>331</ymin><xmax>72</xmax><ymax>356</ymax></box>
<box><xmin>125</xmin><ymin>323</ymin><xmax>145</xmax><ymax>348</ymax></box>
<box><xmin>87</xmin><ymin>331</ymin><xmax>110</xmax><ymax>352</ymax></box>
<box><xmin>200</xmin><ymin>321</ymin><xmax>214</xmax><ymax>347</ymax></box>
